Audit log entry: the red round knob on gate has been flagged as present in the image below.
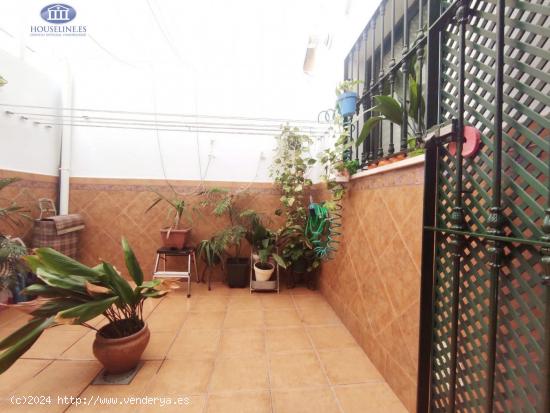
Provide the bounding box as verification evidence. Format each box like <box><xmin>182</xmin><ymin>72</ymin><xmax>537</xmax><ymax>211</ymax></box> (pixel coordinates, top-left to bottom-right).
<box><xmin>448</xmin><ymin>125</ymin><xmax>482</xmax><ymax>158</ymax></box>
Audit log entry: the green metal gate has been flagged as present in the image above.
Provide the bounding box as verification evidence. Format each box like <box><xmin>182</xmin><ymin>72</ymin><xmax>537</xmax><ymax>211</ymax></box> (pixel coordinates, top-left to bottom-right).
<box><xmin>418</xmin><ymin>0</ymin><xmax>549</xmax><ymax>412</ymax></box>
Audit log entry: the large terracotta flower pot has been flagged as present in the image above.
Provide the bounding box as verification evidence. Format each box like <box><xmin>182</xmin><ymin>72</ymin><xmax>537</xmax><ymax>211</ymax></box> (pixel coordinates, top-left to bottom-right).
<box><xmin>93</xmin><ymin>323</ymin><xmax>150</xmax><ymax>374</ymax></box>
<box><xmin>160</xmin><ymin>228</ymin><xmax>191</xmax><ymax>249</ymax></box>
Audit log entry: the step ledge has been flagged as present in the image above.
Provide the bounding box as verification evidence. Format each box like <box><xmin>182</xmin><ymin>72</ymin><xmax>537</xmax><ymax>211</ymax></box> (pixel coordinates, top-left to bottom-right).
<box><xmin>351</xmin><ymin>154</ymin><xmax>425</xmax><ymax>180</ymax></box>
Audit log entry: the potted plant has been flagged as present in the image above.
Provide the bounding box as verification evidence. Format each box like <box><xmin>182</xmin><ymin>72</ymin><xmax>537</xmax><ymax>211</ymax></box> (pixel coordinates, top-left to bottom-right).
<box><xmin>0</xmin><ymin>237</ymin><xmax>29</xmax><ymax>303</ymax></box>
<box><xmin>0</xmin><ymin>75</ymin><xmax>6</xmax><ymax>87</ymax></box>
<box><xmin>146</xmin><ymin>188</ymin><xmax>192</xmax><ymax>249</ymax></box>
<box><xmin>196</xmin><ymin>235</ymin><xmax>225</xmax><ymax>289</ymax></box>
<box><xmin>355</xmin><ymin>55</ymin><xmax>426</xmax><ymax>158</ymax></box>
<box><xmin>200</xmin><ymin>188</ymin><xmax>250</xmax><ymax>288</ymax></box>
<box><xmin>0</xmin><ymin>238</ymin><xmax>177</xmax><ymax>375</ymax></box>
<box><xmin>335</xmin><ymin>79</ymin><xmax>362</xmax><ymax>117</ymax></box>
<box><xmin>253</xmin><ymin>239</ymin><xmax>286</xmax><ymax>281</ymax></box>
<box><xmin>0</xmin><ymin>177</ymin><xmax>32</xmax><ymax>304</ymax></box>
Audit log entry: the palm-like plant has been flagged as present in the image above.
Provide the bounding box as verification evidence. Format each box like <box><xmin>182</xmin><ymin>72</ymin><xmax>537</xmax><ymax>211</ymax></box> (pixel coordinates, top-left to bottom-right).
<box><xmin>355</xmin><ymin>59</ymin><xmax>425</xmax><ymax>155</ymax></box>
<box><xmin>145</xmin><ymin>188</ymin><xmax>191</xmax><ymax>231</ymax></box>
<box><xmin>0</xmin><ymin>238</ymin><xmax>174</xmax><ymax>374</ymax></box>
<box><xmin>0</xmin><ymin>178</ymin><xmax>30</xmax><ymax>229</ymax></box>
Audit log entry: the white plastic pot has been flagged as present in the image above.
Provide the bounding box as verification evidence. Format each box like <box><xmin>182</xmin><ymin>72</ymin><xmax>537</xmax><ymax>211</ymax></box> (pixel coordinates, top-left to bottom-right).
<box><xmin>253</xmin><ymin>262</ymin><xmax>274</xmax><ymax>282</ymax></box>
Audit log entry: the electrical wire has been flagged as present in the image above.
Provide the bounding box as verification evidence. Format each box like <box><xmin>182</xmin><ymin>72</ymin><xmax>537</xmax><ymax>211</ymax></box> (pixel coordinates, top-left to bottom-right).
<box><xmin>7</xmin><ymin>111</ymin><xmax>329</xmax><ymax>132</ymax></box>
<box><xmin>0</xmin><ymin>103</ymin><xmax>323</xmax><ymax>125</ymax></box>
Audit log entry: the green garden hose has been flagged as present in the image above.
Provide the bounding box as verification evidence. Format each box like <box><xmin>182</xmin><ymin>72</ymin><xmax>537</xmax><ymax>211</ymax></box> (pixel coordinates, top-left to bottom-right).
<box><xmin>305</xmin><ymin>201</ymin><xmax>342</xmax><ymax>259</ymax></box>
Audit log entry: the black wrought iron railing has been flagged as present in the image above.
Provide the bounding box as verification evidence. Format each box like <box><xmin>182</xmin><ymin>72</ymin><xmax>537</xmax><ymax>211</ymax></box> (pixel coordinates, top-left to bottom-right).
<box><xmin>343</xmin><ymin>0</ymin><xmax>458</xmax><ymax>169</ymax></box>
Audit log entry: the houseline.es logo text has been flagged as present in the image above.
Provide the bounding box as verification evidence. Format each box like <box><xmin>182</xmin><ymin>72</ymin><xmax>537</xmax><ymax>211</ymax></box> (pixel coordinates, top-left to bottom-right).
<box><xmin>30</xmin><ymin>4</ymin><xmax>86</xmax><ymax>36</ymax></box>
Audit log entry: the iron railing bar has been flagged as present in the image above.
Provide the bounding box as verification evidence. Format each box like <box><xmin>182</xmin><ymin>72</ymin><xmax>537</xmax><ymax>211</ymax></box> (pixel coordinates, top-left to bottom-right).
<box><xmin>424</xmin><ymin>226</ymin><xmax>550</xmax><ymax>249</ymax></box>
<box><xmin>362</xmin><ymin>29</ymin><xmax>370</xmax><ymax>168</ymax></box>
<box><xmin>447</xmin><ymin>2</ymin><xmax>469</xmax><ymax>410</ymax></box>
<box><xmin>401</xmin><ymin>0</ymin><xmax>410</xmax><ymax>153</ymax></box>
<box><xmin>485</xmin><ymin>2</ymin><xmax>505</xmax><ymax>410</ymax></box>
<box><xmin>417</xmin><ymin>132</ymin><xmax>439</xmax><ymax>413</ymax></box>
<box><xmin>377</xmin><ymin>3</ymin><xmax>385</xmax><ymax>160</ymax></box>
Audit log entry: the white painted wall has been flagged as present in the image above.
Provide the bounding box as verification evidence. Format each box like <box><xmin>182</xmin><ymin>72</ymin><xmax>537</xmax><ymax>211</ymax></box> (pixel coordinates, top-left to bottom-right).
<box><xmin>0</xmin><ymin>49</ymin><xmax>62</xmax><ymax>176</ymax></box>
<box><xmin>0</xmin><ymin>0</ymin><xmax>378</xmax><ymax>182</ymax></box>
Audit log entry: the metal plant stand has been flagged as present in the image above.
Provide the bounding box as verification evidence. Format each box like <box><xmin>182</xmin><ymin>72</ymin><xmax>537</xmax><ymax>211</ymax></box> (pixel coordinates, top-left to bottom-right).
<box><xmin>249</xmin><ymin>252</ymin><xmax>280</xmax><ymax>294</ymax></box>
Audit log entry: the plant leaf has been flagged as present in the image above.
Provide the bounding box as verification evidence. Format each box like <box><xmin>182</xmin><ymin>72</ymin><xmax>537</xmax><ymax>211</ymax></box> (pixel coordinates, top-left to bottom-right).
<box><xmin>374</xmin><ymin>95</ymin><xmax>403</xmax><ymax>125</ymax></box>
<box><xmin>272</xmin><ymin>253</ymin><xmax>287</xmax><ymax>269</ymax></box>
<box><xmin>32</xmin><ymin>248</ymin><xmax>101</xmax><ymax>280</ymax></box>
<box><xmin>356</xmin><ymin>116</ymin><xmax>383</xmax><ymax>148</ymax></box>
<box><xmin>36</xmin><ymin>268</ymin><xmax>89</xmax><ymax>295</ymax></box>
<box><xmin>0</xmin><ymin>317</ymin><xmax>54</xmax><ymax>374</ymax></box>
<box><xmin>54</xmin><ymin>296</ymin><xmax>118</xmax><ymax>325</ymax></box>
<box><xmin>101</xmin><ymin>262</ymin><xmax>135</xmax><ymax>305</ymax></box>
<box><xmin>121</xmin><ymin>238</ymin><xmax>143</xmax><ymax>286</ymax></box>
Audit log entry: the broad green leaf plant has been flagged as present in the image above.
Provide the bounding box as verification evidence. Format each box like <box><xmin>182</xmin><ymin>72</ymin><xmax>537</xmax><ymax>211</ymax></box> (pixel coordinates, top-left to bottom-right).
<box><xmin>355</xmin><ymin>56</ymin><xmax>426</xmax><ymax>156</ymax></box>
<box><xmin>0</xmin><ymin>238</ymin><xmax>178</xmax><ymax>374</ymax></box>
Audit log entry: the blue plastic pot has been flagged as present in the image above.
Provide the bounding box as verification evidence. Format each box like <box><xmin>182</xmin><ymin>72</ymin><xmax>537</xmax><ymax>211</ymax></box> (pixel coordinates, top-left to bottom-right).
<box><xmin>337</xmin><ymin>91</ymin><xmax>358</xmax><ymax>117</ymax></box>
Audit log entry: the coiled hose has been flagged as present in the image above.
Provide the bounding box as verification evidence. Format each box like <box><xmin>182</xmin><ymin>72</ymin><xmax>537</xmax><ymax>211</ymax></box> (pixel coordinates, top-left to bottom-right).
<box><xmin>306</xmin><ymin>201</ymin><xmax>342</xmax><ymax>259</ymax></box>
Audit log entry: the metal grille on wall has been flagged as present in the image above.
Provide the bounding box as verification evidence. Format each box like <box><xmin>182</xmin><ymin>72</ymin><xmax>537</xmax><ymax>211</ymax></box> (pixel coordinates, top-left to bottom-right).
<box><xmin>417</xmin><ymin>0</ymin><xmax>549</xmax><ymax>412</ymax></box>
<box><xmin>346</xmin><ymin>0</ymin><xmax>549</xmax><ymax>412</ymax></box>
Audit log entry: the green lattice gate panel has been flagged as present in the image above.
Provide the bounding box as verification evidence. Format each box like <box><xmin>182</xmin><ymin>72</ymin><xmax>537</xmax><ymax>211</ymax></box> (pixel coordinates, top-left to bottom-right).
<box><xmin>429</xmin><ymin>0</ymin><xmax>549</xmax><ymax>412</ymax></box>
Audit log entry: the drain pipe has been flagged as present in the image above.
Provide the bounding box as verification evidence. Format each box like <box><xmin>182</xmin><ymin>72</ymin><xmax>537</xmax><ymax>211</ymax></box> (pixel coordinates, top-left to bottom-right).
<box><xmin>59</xmin><ymin>61</ymin><xmax>73</xmax><ymax>215</ymax></box>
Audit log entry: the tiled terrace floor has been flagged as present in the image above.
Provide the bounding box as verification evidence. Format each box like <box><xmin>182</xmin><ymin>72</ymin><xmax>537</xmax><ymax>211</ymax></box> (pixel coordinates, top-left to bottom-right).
<box><xmin>0</xmin><ymin>282</ymin><xmax>407</xmax><ymax>412</ymax></box>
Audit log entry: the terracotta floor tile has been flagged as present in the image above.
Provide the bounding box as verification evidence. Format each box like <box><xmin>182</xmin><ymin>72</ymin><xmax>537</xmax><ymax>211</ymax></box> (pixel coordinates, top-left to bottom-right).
<box><xmin>0</xmin><ymin>359</ymin><xmax>51</xmax><ymax>395</ymax></box>
<box><xmin>266</xmin><ymin>327</ymin><xmax>311</xmax><ymax>353</ymax></box>
<box><xmin>219</xmin><ymin>329</ymin><xmax>264</xmax><ymax>355</ymax></box>
<box><xmin>227</xmin><ymin>295</ymin><xmax>263</xmax><ymax>311</ymax></box>
<box><xmin>298</xmin><ymin>306</ymin><xmax>341</xmax><ymax>326</ymax></box>
<box><xmin>260</xmin><ymin>294</ymin><xmax>295</xmax><ymax>309</ymax></box>
<box><xmin>318</xmin><ymin>347</ymin><xmax>383</xmax><ymax>385</ymax></box>
<box><xmin>167</xmin><ymin>329</ymin><xmax>221</xmax><ymax>359</ymax></box>
<box><xmin>307</xmin><ymin>325</ymin><xmax>357</xmax><ymax>350</ymax></box>
<box><xmin>183</xmin><ymin>311</ymin><xmax>225</xmax><ymax>329</ymax></box>
<box><xmin>209</xmin><ymin>355</ymin><xmax>269</xmax><ymax>392</ymax></box>
<box><xmin>65</xmin><ymin>361</ymin><xmax>162</xmax><ymax>412</ymax></box>
<box><xmin>142</xmin><ymin>331</ymin><xmax>177</xmax><ymax>359</ymax></box>
<box><xmin>223</xmin><ymin>310</ymin><xmax>263</xmax><ymax>329</ymax></box>
<box><xmin>334</xmin><ymin>383</ymin><xmax>408</xmax><ymax>413</ymax></box>
<box><xmin>1</xmin><ymin>360</ymin><xmax>101</xmax><ymax>412</ymax></box>
<box><xmin>264</xmin><ymin>309</ymin><xmax>302</xmax><ymax>327</ymax></box>
<box><xmin>269</xmin><ymin>351</ymin><xmax>327</xmax><ymax>388</ymax></box>
<box><xmin>146</xmin><ymin>309</ymin><xmax>187</xmax><ymax>332</ymax></box>
<box><xmin>191</xmin><ymin>296</ymin><xmax>230</xmax><ymax>312</ymax></box>
<box><xmin>206</xmin><ymin>390</ymin><xmax>271</xmax><ymax>413</ymax></box>
<box><xmin>22</xmin><ymin>329</ymin><xmax>86</xmax><ymax>359</ymax></box>
<box><xmin>148</xmin><ymin>357</ymin><xmax>215</xmax><ymax>395</ymax></box>
<box><xmin>272</xmin><ymin>387</ymin><xmax>340</xmax><ymax>413</ymax></box>
<box><xmin>60</xmin><ymin>331</ymin><xmax>96</xmax><ymax>360</ymax></box>
<box><xmin>289</xmin><ymin>287</ymin><xmax>319</xmax><ymax>296</ymax></box>
<box><xmin>292</xmin><ymin>294</ymin><xmax>332</xmax><ymax>309</ymax></box>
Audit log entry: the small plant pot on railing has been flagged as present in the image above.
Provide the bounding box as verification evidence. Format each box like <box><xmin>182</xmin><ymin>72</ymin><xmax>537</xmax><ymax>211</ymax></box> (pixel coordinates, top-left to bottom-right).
<box><xmin>337</xmin><ymin>92</ymin><xmax>358</xmax><ymax>117</ymax></box>
<box><xmin>253</xmin><ymin>261</ymin><xmax>275</xmax><ymax>282</ymax></box>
